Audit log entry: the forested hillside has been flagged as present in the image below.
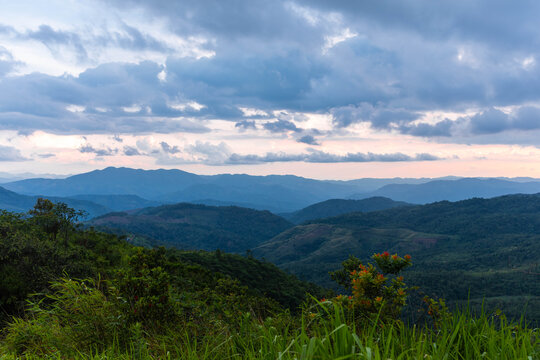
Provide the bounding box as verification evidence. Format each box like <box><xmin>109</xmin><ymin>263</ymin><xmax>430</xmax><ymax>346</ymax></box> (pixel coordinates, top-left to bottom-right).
<box><xmin>283</xmin><ymin>197</ymin><xmax>410</xmax><ymax>224</ymax></box>
<box><xmin>0</xmin><ymin>202</ymin><xmax>324</xmax><ymax>324</ymax></box>
<box><xmin>0</xmin><ymin>200</ymin><xmax>537</xmax><ymax>358</ymax></box>
<box><xmin>254</xmin><ymin>194</ymin><xmax>540</xmax><ymax>323</ymax></box>
<box><xmin>88</xmin><ymin>202</ymin><xmax>293</xmax><ymax>252</ymax></box>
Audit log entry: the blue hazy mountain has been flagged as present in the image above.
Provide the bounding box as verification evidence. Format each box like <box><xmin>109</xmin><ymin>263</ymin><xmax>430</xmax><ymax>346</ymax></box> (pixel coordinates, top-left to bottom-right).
<box><xmin>4</xmin><ymin>167</ymin><xmax>540</xmax><ymax>213</ymax></box>
<box><xmin>351</xmin><ymin>178</ymin><xmax>540</xmax><ymax>204</ymax></box>
<box><xmin>2</xmin><ymin>167</ymin><xmax>360</xmax><ymax>212</ymax></box>
<box><xmin>0</xmin><ymin>186</ymin><xmax>110</xmax><ymax>218</ymax></box>
<box><xmin>2</xmin><ymin>167</ymin><xmax>201</xmax><ymax>199</ymax></box>
<box><xmin>282</xmin><ymin>197</ymin><xmax>410</xmax><ymax>224</ymax></box>
<box><xmin>68</xmin><ymin>194</ymin><xmax>161</xmax><ymax>212</ymax></box>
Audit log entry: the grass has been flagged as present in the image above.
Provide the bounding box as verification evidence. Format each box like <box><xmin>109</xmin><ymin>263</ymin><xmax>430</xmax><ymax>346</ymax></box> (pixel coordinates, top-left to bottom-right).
<box><xmin>1</xmin><ymin>302</ymin><xmax>538</xmax><ymax>359</ymax></box>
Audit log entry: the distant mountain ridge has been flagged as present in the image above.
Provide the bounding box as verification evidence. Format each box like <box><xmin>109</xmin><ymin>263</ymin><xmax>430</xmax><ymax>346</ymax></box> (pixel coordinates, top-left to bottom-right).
<box><xmin>3</xmin><ymin>167</ymin><xmax>359</xmax><ymax>212</ymax></box>
<box><xmin>0</xmin><ymin>186</ymin><xmax>163</xmax><ymax>218</ymax></box>
<box><xmin>3</xmin><ymin>167</ymin><xmax>540</xmax><ymax>213</ymax></box>
<box><xmin>0</xmin><ymin>186</ymin><xmax>110</xmax><ymax>218</ymax></box>
<box><xmin>351</xmin><ymin>178</ymin><xmax>540</xmax><ymax>204</ymax></box>
<box><xmin>282</xmin><ymin>197</ymin><xmax>410</xmax><ymax>224</ymax></box>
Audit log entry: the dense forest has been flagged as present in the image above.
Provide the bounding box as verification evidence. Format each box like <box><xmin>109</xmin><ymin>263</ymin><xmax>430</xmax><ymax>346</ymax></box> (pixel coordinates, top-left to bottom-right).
<box><xmin>281</xmin><ymin>197</ymin><xmax>410</xmax><ymax>224</ymax></box>
<box><xmin>88</xmin><ymin>202</ymin><xmax>293</xmax><ymax>252</ymax></box>
<box><xmin>254</xmin><ymin>195</ymin><xmax>540</xmax><ymax>323</ymax></box>
<box><xmin>0</xmin><ymin>200</ymin><xmax>538</xmax><ymax>358</ymax></box>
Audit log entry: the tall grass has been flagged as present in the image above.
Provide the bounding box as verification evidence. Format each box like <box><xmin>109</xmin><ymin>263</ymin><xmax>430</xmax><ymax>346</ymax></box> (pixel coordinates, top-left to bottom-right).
<box><xmin>2</xmin><ymin>301</ymin><xmax>537</xmax><ymax>359</ymax></box>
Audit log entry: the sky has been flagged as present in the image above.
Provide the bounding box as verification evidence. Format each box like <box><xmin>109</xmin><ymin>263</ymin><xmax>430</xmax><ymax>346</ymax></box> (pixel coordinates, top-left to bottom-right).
<box><xmin>1</xmin><ymin>0</ymin><xmax>540</xmax><ymax>179</ymax></box>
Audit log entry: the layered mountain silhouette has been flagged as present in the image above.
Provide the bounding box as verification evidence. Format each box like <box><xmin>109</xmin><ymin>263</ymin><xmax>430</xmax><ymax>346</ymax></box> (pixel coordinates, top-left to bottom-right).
<box><xmin>351</xmin><ymin>178</ymin><xmax>540</xmax><ymax>204</ymax></box>
<box><xmin>0</xmin><ymin>186</ymin><xmax>110</xmax><ymax>218</ymax></box>
<box><xmin>4</xmin><ymin>167</ymin><xmax>540</xmax><ymax>214</ymax></box>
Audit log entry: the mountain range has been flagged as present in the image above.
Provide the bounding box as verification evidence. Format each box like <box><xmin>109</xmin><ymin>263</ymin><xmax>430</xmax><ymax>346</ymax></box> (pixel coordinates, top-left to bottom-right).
<box><xmin>2</xmin><ymin>168</ymin><xmax>539</xmax><ymax>322</ymax></box>
<box><xmin>351</xmin><ymin>178</ymin><xmax>540</xmax><ymax>204</ymax></box>
<box><xmin>3</xmin><ymin>167</ymin><xmax>540</xmax><ymax>214</ymax></box>
<box><xmin>0</xmin><ymin>186</ymin><xmax>110</xmax><ymax>218</ymax></box>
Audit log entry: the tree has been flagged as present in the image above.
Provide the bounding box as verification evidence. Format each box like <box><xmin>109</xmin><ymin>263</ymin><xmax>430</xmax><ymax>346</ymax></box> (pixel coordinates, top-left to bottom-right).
<box><xmin>29</xmin><ymin>198</ymin><xmax>86</xmax><ymax>246</ymax></box>
<box><xmin>29</xmin><ymin>198</ymin><xmax>60</xmax><ymax>240</ymax></box>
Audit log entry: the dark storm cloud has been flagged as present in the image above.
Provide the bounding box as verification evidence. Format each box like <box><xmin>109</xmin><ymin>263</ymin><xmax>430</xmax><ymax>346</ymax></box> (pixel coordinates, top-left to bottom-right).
<box><xmin>0</xmin><ymin>145</ymin><xmax>28</xmax><ymax>161</ymax></box>
<box><xmin>468</xmin><ymin>108</ymin><xmax>509</xmax><ymax>135</ymax></box>
<box><xmin>160</xmin><ymin>141</ymin><xmax>180</xmax><ymax>154</ymax></box>
<box><xmin>103</xmin><ymin>0</ymin><xmax>328</xmax><ymax>48</ymax></box>
<box><xmin>164</xmin><ymin>52</ymin><xmax>328</xmax><ymax>116</ymax></box>
<box><xmin>0</xmin><ymin>22</ymin><xmax>175</xmax><ymax>64</ymax></box>
<box><xmin>25</xmin><ymin>25</ymin><xmax>88</xmax><ymax>61</ymax></box>
<box><xmin>227</xmin><ymin>149</ymin><xmax>440</xmax><ymax>164</ymax></box>
<box><xmin>123</xmin><ymin>146</ymin><xmax>141</xmax><ymax>156</ymax></box>
<box><xmin>263</xmin><ymin>120</ymin><xmax>300</xmax><ymax>133</ymax></box>
<box><xmin>398</xmin><ymin>106</ymin><xmax>540</xmax><ymax>140</ymax></box>
<box><xmin>235</xmin><ymin>120</ymin><xmax>257</xmax><ymax>130</ymax></box>
<box><xmin>79</xmin><ymin>144</ymin><xmax>118</xmax><ymax>156</ymax></box>
<box><xmin>466</xmin><ymin>107</ymin><xmax>540</xmax><ymax>135</ymax></box>
<box><xmin>0</xmin><ymin>61</ymin><xmax>212</xmax><ymax>134</ymax></box>
<box><xmin>400</xmin><ymin>119</ymin><xmax>454</xmax><ymax>137</ymax></box>
<box><xmin>513</xmin><ymin>106</ymin><xmax>540</xmax><ymax>130</ymax></box>
<box><xmin>331</xmin><ymin>104</ymin><xmax>420</xmax><ymax>129</ymax></box>
<box><xmin>0</xmin><ymin>46</ymin><xmax>19</xmax><ymax>77</ymax></box>
<box><xmin>297</xmin><ymin>135</ymin><xmax>320</xmax><ymax>145</ymax></box>
<box><xmin>298</xmin><ymin>0</ymin><xmax>540</xmax><ymax>51</ymax></box>
<box><xmin>2</xmin><ymin>0</ymin><xmax>540</xmax><ymax>145</ymax></box>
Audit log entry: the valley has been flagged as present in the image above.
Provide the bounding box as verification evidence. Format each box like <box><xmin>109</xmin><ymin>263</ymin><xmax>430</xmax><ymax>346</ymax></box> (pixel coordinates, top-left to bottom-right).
<box><xmin>1</xmin><ymin>167</ymin><xmax>539</xmax><ymax>324</ymax></box>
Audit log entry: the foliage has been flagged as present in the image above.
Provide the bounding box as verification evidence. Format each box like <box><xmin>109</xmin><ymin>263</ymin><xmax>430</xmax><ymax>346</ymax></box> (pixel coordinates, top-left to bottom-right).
<box><xmin>29</xmin><ymin>198</ymin><xmax>86</xmax><ymax>245</ymax></box>
<box><xmin>0</xmin><ymin>200</ymin><xmax>538</xmax><ymax>358</ymax></box>
<box><xmin>0</xmin><ymin>209</ymin><xmax>125</xmax><ymax>322</ymax></box>
<box><xmin>284</xmin><ymin>197</ymin><xmax>410</xmax><ymax>224</ymax></box>
<box><xmin>88</xmin><ymin>202</ymin><xmax>293</xmax><ymax>253</ymax></box>
<box><xmin>173</xmin><ymin>250</ymin><xmax>328</xmax><ymax>310</ymax></box>
<box><xmin>115</xmin><ymin>249</ymin><xmax>174</xmax><ymax>328</ymax></box>
<box><xmin>2</xmin><ymin>300</ymin><xmax>538</xmax><ymax>359</ymax></box>
<box><xmin>326</xmin><ymin>252</ymin><xmax>412</xmax><ymax>323</ymax></box>
<box><xmin>255</xmin><ymin>194</ymin><xmax>540</xmax><ymax>323</ymax></box>
<box><xmin>329</xmin><ymin>255</ymin><xmax>362</xmax><ymax>291</ymax></box>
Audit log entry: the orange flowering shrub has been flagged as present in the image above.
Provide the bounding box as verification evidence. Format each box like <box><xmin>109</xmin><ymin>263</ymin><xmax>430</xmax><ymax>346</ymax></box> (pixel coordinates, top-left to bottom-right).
<box><xmin>329</xmin><ymin>252</ymin><xmax>412</xmax><ymax>323</ymax></box>
<box><xmin>372</xmin><ymin>252</ymin><xmax>412</xmax><ymax>275</ymax></box>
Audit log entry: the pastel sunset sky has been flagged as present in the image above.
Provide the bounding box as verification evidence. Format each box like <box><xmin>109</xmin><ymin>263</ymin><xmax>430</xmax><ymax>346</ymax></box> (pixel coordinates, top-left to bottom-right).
<box><xmin>1</xmin><ymin>0</ymin><xmax>540</xmax><ymax>179</ymax></box>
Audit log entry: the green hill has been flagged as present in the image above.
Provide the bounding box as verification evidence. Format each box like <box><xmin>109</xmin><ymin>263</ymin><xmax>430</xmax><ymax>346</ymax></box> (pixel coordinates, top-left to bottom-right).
<box><xmin>254</xmin><ymin>194</ymin><xmax>540</xmax><ymax>323</ymax></box>
<box><xmin>283</xmin><ymin>197</ymin><xmax>410</xmax><ymax>224</ymax></box>
<box><xmin>318</xmin><ymin>193</ymin><xmax>540</xmax><ymax>237</ymax></box>
<box><xmin>1</xmin><ymin>200</ymin><xmax>537</xmax><ymax>358</ymax></box>
<box><xmin>88</xmin><ymin>202</ymin><xmax>293</xmax><ymax>253</ymax></box>
<box><xmin>0</xmin><ymin>205</ymin><xmax>323</xmax><ymax>324</ymax></box>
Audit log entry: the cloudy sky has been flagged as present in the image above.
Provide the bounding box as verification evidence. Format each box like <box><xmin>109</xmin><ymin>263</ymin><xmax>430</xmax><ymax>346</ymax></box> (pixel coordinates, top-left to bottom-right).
<box><xmin>1</xmin><ymin>0</ymin><xmax>540</xmax><ymax>179</ymax></box>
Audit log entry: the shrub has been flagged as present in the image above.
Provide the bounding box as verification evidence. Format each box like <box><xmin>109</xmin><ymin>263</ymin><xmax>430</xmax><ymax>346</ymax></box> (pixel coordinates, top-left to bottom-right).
<box><xmin>326</xmin><ymin>252</ymin><xmax>412</xmax><ymax>324</ymax></box>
